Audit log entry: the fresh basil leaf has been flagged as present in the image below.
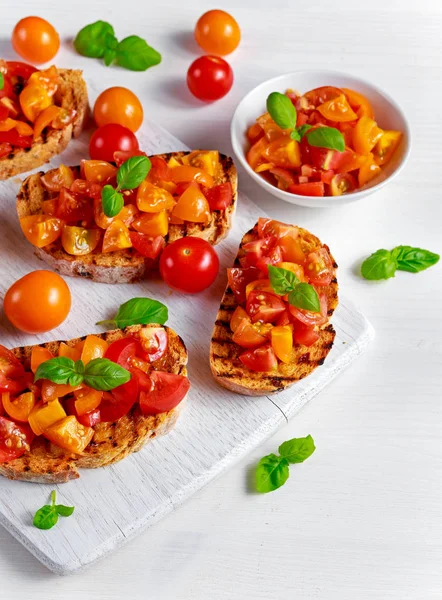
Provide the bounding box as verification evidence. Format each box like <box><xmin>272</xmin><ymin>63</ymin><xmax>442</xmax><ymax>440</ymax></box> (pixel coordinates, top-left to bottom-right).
<box><xmin>34</xmin><ymin>357</ymin><xmax>77</xmax><ymax>384</ymax></box>
<box><xmin>268</xmin><ymin>265</ymin><xmax>299</xmax><ymax>295</ymax></box>
<box><xmin>116</xmin><ymin>156</ymin><xmax>151</xmax><ymax>191</ymax></box>
<box><xmin>74</xmin><ymin>21</ymin><xmax>116</xmax><ymax>58</ymax></box>
<box><xmin>116</xmin><ymin>36</ymin><xmax>162</xmax><ymax>71</ymax></box>
<box><xmin>33</xmin><ymin>505</ymin><xmax>58</xmax><ymax>530</ymax></box>
<box><xmin>391</xmin><ymin>245</ymin><xmax>440</xmax><ymax>274</ymax></box>
<box><xmin>68</xmin><ymin>373</ymin><xmax>84</xmax><ymax>387</ymax></box>
<box><xmin>84</xmin><ymin>358</ymin><xmax>131</xmax><ymax>391</ymax></box>
<box><xmin>55</xmin><ymin>505</ymin><xmax>75</xmax><ymax>517</ymax></box>
<box><xmin>278</xmin><ymin>435</ymin><xmax>316</xmax><ymax>464</ymax></box>
<box><xmin>103</xmin><ymin>48</ymin><xmax>116</xmax><ymax>67</ymax></box>
<box><xmin>297</xmin><ymin>124</ymin><xmax>312</xmax><ymax>137</ymax></box>
<box><xmin>97</xmin><ymin>297</ymin><xmax>168</xmax><ymax>329</ymax></box>
<box><xmin>101</xmin><ymin>185</ymin><xmax>124</xmax><ymax>217</ymax></box>
<box><xmin>306</xmin><ymin>126</ymin><xmax>345</xmax><ymax>151</ymax></box>
<box><xmin>266</xmin><ymin>92</ymin><xmax>297</xmax><ymax>130</ymax></box>
<box><xmin>256</xmin><ymin>453</ymin><xmax>289</xmax><ymax>493</ymax></box>
<box><xmin>290</xmin><ymin>129</ymin><xmax>301</xmax><ymax>142</ymax></box>
<box><xmin>0</xmin><ymin>73</ymin><xmax>4</xmax><ymax>91</ymax></box>
<box><xmin>75</xmin><ymin>360</ymin><xmax>85</xmax><ymax>375</ymax></box>
<box><xmin>288</xmin><ymin>283</ymin><xmax>321</xmax><ymax>313</ymax></box>
<box><xmin>361</xmin><ymin>249</ymin><xmax>397</xmax><ymax>280</ymax></box>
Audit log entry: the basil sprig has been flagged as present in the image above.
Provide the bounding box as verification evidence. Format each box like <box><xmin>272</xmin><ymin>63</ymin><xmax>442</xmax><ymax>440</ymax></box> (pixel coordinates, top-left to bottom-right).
<box><xmin>361</xmin><ymin>245</ymin><xmax>440</xmax><ymax>280</ymax></box>
<box><xmin>97</xmin><ymin>297</ymin><xmax>168</xmax><ymax>328</ymax></box>
<box><xmin>74</xmin><ymin>21</ymin><xmax>161</xmax><ymax>71</ymax></box>
<box><xmin>35</xmin><ymin>357</ymin><xmax>131</xmax><ymax>391</ymax></box>
<box><xmin>256</xmin><ymin>435</ymin><xmax>316</xmax><ymax>493</ymax></box>
<box><xmin>268</xmin><ymin>265</ymin><xmax>320</xmax><ymax>313</ymax></box>
<box><xmin>102</xmin><ymin>156</ymin><xmax>151</xmax><ymax>217</ymax></box>
<box><xmin>265</xmin><ymin>91</ymin><xmax>345</xmax><ymax>151</ymax></box>
<box><xmin>33</xmin><ymin>491</ymin><xmax>75</xmax><ymax>530</ymax></box>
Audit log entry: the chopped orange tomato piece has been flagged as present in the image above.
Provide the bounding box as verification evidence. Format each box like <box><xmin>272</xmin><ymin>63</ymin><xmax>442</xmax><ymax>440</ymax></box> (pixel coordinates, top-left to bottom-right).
<box><xmin>41</xmin><ymin>381</ymin><xmax>84</xmax><ymax>403</ymax></box>
<box><xmin>255</xmin><ymin>162</ymin><xmax>274</xmax><ymax>173</ymax></box>
<box><xmin>257</xmin><ymin>112</ymin><xmax>286</xmax><ymax>141</ymax></box>
<box><xmin>247</xmin><ymin>122</ymin><xmax>264</xmax><ymax>144</ymax></box>
<box><xmin>169</xmin><ymin>165</ymin><xmax>214</xmax><ymax>188</ymax></box>
<box><xmin>181</xmin><ymin>150</ymin><xmax>220</xmax><ymax>176</ymax></box>
<box><xmin>118</xmin><ymin>204</ymin><xmax>138</xmax><ymax>226</ymax></box>
<box><xmin>30</xmin><ymin>346</ymin><xmax>54</xmax><ymax>373</ymax></box>
<box><xmin>246</xmin><ymin>137</ymin><xmax>269</xmax><ymax>170</ymax></box>
<box><xmin>0</xmin><ymin>118</ymin><xmax>33</xmax><ymax>136</ymax></box>
<box><xmin>245</xmin><ymin>279</ymin><xmax>274</xmax><ymax>299</ymax></box>
<box><xmin>172</xmin><ymin>184</ymin><xmax>211</xmax><ymax>223</ymax></box>
<box><xmin>74</xmin><ymin>387</ymin><xmax>103</xmax><ymax>415</ymax></box>
<box><xmin>20</xmin><ymin>215</ymin><xmax>64</xmax><ymax>248</ymax></box>
<box><xmin>372</xmin><ymin>130</ymin><xmax>402</xmax><ymax>166</ymax></box>
<box><xmin>28</xmin><ymin>66</ymin><xmax>59</xmax><ymax>96</ymax></box>
<box><xmin>279</xmin><ymin>236</ymin><xmax>305</xmax><ymax>264</ymax></box>
<box><xmin>271</xmin><ymin>325</ymin><xmax>293</xmax><ymax>363</ymax></box>
<box><xmin>276</xmin><ymin>261</ymin><xmax>305</xmax><ymax>282</ymax></box>
<box><xmin>83</xmin><ymin>160</ymin><xmax>117</xmax><ymax>183</ymax></box>
<box><xmin>28</xmin><ymin>399</ymin><xmax>66</xmax><ymax>436</ymax></box>
<box><xmin>232</xmin><ymin>319</ymin><xmax>272</xmax><ymax>348</ymax></box>
<box><xmin>230</xmin><ymin>306</ymin><xmax>249</xmax><ymax>332</ymax></box>
<box><xmin>58</xmin><ymin>341</ymin><xmax>84</xmax><ymax>361</ymax></box>
<box><xmin>169</xmin><ymin>213</ymin><xmax>185</xmax><ymax>225</ymax></box>
<box><xmin>41</xmin><ymin>164</ymin><xmax>75</xmax><ymax>191</ymax></box>
<box><xmin>136</xmin><ymin>181</ymin><xmax>175</xmax><ymax>213</ymax></box>
<box><xmin>342</xmin><ymin>88</ymin><xmax>374</xmax><ymax>119</ymax></box>
<box><xmin>33</xmin><ymin>105</ymin><xmax>61</xmax><ymax>138</ymax></box>
<box><xmin>102</xmin><ymin>220</ymin><xmax>132</xmax><ymax>253</ymax></box>
<box><xmin>44</xmin><ymin>416</ymin><xmax>94</xmax><ymax>454</ymax></box>
<box><xmin>19</xmin><ymin>83</ymin><xmax>53</xmax><ymax>122</ymax></box>
<box><xmin>337</xmin><ymin>150</ymin><xmax>367</xmax><ymax>174</ymax></box>
<box><xmin>262</xmin><ymin>137</ymin><xmax>301</xmax><ymax>169</ymax></box>
<box><xmin>352</xmin><ymin>116</ymin><xmax>383</xmax><ymax>155</ymax></box>
<box><xmin>317</xmin><ymin>94</ymin><xmax>358</xmax><ymax>122</ymax></box>
<box><xmin>61</xmin><ymin>226</ymin><xmax>101</xmax><ymax>256</ymax></box>
<box><xmin>358</xmin><ymin>154</ymin><xmax>382</xmax><ymax>186</ymax></box>
<box><xmin>41</xmin><ymin>199</ymin><xmax>57</xmax><ymax>215</ymax></box>
<box><xmin>132</xmin><ymin>211</ymin><xmax>169</xmax><ymax>237</ymax></box>
<box><xmin>81</xmin><ymin>335</ymin><xmax>109</xmax><ymax>364</ymax></box>
<box><xmin>94</xmin><ymin>198</ymin><xmax>114</xmax><ymax>229</ymax></box>
<box><xmin>2</xmin><ymin>391</ymin><xmax>36</xmax><ymax>422</ymax></box>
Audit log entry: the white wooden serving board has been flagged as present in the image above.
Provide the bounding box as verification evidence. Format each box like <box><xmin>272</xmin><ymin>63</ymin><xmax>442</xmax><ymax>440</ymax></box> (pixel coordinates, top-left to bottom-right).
<box><xmin>0</xmin><ymin>119</ymin><xmax>374</xmax><ymax>575</ymax></box>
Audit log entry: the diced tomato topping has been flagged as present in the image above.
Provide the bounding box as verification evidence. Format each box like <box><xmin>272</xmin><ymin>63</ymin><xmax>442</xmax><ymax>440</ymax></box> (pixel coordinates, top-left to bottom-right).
<box><xmin>239</xmin><ymin>345</ymin><xmax>278</xmax><ymax>373</ymax></box>
<box><xmin>288</xmin><ymin>182</ymin><xmax>325</xmax><ymax>197</ymax></box>
<box><xmin>202</xmin><ymin>182</ymin><xmax>233</xmax><ymax>210</ymax></box>
<box><xmin>129</xmin><ymin>233</ymin><xmax>165</xmax><ymax>260</ymax></box>
<box><xmin>227</xmin><ymin>267</ymin><xmax>261</xmax><ymax>305</ymax></box>
<box><xmin>246</xmin><ymin>291</ymin><xmax>286</xmax><ymax>324</ymax></box>
<box><xmin>292</xmin><ymin>321</ymin><xmax>320</xmax><ymax>347</ymax></box>
<box><xmin>139</xmin><ymin>371</ymin><xmax>190</xmax><ymax>415</ymax></box>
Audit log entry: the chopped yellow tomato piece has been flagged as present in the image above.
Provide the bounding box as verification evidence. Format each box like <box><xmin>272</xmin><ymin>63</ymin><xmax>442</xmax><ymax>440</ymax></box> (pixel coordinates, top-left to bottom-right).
<box><xmin>182</xmin><ymin>150</ymin><xmax>220</xmax><ymax>176</ymax></box>
<box><xmin>28</xmin><ymin>399</ymin><xmax>66</xmax><ymax>436</ymax></box>
<box><xmin>136</xmin><ymin>181</ymin><xmax>175</xmax><ymax>213</ymax></box>
<box><xmin>358</xmin><ymin>154</ymin><xmax>382</xmax><ymax>186</ymax></box>
<box><xmin>102</xmin><ymin>220</ymin><xmax>132</xmax><ymax>253</ymax></box>
<box><xmin>352</xmin><ymin>116</ymin><xmax>383</xmax><ymax>155</ymax></box>
<box><xmin>30</xmin><ymin>346</ymin><xmax>54</xmax><ymax>373</ymax></box>
<box><xmin>132</xmin><ymin>211</ymin><xmax>169</xmax><ymax>237</ymax></box>
<box><xmin>19</xmin><ymin>83</ymin><xmax>53</xmax><ymax>122</ymax></box>
<box><xmin>172</xmin><ymin>184</ymin><xmax>211</xmax><ymax>223</ymax></box>
<box><xmin>372</xmin><ymin>130</ymin><xmax>402</xmax><ymax>166</ymax></box>
<box><xmin>44</xmin><ymin>416</ymin><xmax>94</xmax><ymax>454</ymax></box>
<box><xmin>58</xmin><ymin>341</ymin><xmax>83</xmax><ymax>361</ymax></box>
<box><xmin>317</xmin><ymin>94</ymin><xmax>358</xmax><ymax>122</ymax></box>
<box><xmin>83</xmin><ymin>160</ymin><xmax>117</xmax><ymax>183</ymax></box>
<box><xmin>276</xmin><ymin>262</ymin><xmax>305</xmax><ymax>282</ymax></box>
<box><xmin>20</xmin><ymin>215</ymin><xmax>64</xmax><ymax>248</ymax></box>
<box><xmin>81</xmin><ymin>335</ymin><xmax>109</xmax><ymax>365</ymax></box>
<box><xmin>271</xmin><ymin>325</ymin><xmax>293</xmax><ymax>363</ymax></box>
<box><xmin>169</xmin><ymin>165</ymin><xmax>214</xmax><ymax>188</ymax></box>
<box><xmin>2</xmin><ymin>391</ymin><xmax>36</xmax><ymax>422</ymax></box>
<box><xmin>167</xmin><ymin>156</ymin><xmax>181</xmax><ymax>169</ymax></box>
<box><xmin>61</xmin><ymin>226</ymin><xmax>101</xmax><ymax>256</ymax></box>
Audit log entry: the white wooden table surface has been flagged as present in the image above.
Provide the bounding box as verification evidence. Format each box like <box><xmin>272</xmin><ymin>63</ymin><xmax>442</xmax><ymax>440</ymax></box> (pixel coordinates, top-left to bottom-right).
<box><xmin>0</xmin><ymin>0</ymin><xmax>441</xmax><ymax>598</ymax></box>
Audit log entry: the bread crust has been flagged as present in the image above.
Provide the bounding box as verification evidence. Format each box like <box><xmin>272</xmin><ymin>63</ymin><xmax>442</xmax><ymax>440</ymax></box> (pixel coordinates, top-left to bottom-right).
<box><xmin>16</xmin><ymin>151</ymin><xmax>237</xmax><ymax>284</ymax></box>
<box><xmin>0</xmin><ymin>69</ymin><xmax>89</xmax><ymax>180</ymax></box>
<box><xmin>210</xmin><ymin>223</ymin><xmax>339</xmax><ymax>396</ymax></box>
<box><xmin>0</xmin><ymin>324</ymin><xmax>188</xmax><ymax>483</ymax></box>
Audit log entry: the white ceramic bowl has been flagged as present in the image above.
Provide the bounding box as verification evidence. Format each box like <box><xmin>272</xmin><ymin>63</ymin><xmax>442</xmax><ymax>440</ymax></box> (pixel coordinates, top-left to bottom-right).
<box><xmin>231</xmin><ymin>70</ymin><xmax>411</xmax><ymax>208</ymax></box>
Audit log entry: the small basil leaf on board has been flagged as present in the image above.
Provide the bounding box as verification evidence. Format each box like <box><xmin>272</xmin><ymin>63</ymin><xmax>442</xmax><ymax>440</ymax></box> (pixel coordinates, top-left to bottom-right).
<box><xmin>55</xmin><ymin>505</ymin><xmax>75</xmax><ymax>517</ymax></box>
<box><xmin>116</xmin><ymin>36</ymin><xmax>162</xmax><ymax>71</ymax></box>
<box><xmin>0</xmin><ymin>73</ymin><xmax>4</xmax><ymax>91</ymax></box>
<box><xmin>268</xmin><ymin>265</ymin><xmax>299</xmax><ymax>295</ymax></box>
<box><xmin>101</xmin><ymin>185</ymin><xmax>124</xmax><ymax>217</ymax></box>
<box><xmin>361</xmin><ymin>249</ymin><xmax>397</xmax><ymax>280</ymax></box>
<box><xmin>34</xmin><ymin>357</ymin><xmax>77</xmax><ymax>384</ymax></box>
<box><xmin>306</xmin><ymin>126</ymin><xmax>345</xmax><ymax>152</ymax></box>
<box><xmin>33</xmin><ymin>505</ymin><xmax>58</xmax><ymax>530</ymax></box>
<box><xmin>74</xmin><ymin>21</ymin><xmax>116</xmax><ymax>58</ymax></box>
<box><xmin>288</xmin><ymin>283</ymin><xmax>321</xmax><ymax>313</ymax></box>
<box><xmin>297</xmin><ymin>124</ymin><xmax>312</xmax><ymax>138</ymax></box>
<box><xmin>278</xmin><ymin>435</ymin><xmax>316</xmax><ymax>464</ymax></box>
<box><xmin>266</xmin><ymin>92</ymin><xmax>297</xmax><ymax>130</ymax></box>
<box><xmin>256</xmin><ymin>454</ymin><xmax>289</xmax><ymax>493</ymax></box>
<box><xmin>392</xmin><ymin>245</ymin><xmax>440</xmax><ymax>273</ymax></box>
<box><xmin>116</xmin><ymin>156</ymin><xmax>151</xmax><ymax>190</ymax></box>
<box><xmin>97</xmin><ymin>297</ymin><xmax>168</xmax><ymax>328</ymax></box>
<box><xmin>84</xmin><ymin>358</ymin><xmax>131</xmax><ymax>391</ymax></box>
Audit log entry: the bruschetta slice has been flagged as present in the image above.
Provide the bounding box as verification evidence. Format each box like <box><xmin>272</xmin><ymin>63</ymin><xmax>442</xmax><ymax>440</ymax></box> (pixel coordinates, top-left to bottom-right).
<box><xmin>210</xmin><ymin>219</ymin><xmax>338</xmax><ymax>395</ymax></box>
<box><xmin>16</xmin><ymin>150</ymin><xmax>237</xmax><ymax>283</ymax></box>
<box><xmin>0</xmin><ymin>324</ymin><xmax>189</xmax><ymax>483</ymax></box>
<box><xmin>0</xmin><ymin>61</ymin><xmax>88</xmax><ymax>179</ymax></box>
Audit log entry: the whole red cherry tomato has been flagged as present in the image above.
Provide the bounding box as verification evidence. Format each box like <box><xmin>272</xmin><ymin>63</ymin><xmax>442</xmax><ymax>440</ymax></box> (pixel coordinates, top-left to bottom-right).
<box><xmin>89</xmin><ymin>124</ymin><xmax>139</xmax><ymax>162</ymax></box>
<box><xmin>159</xmin><ymin>237</ymin><xmax>219</xmax><ymax>293</ymax></box>
<box><xmin>187</xmin><ymin>56</ymin><xmax>233</xmax><ymax>102</ymax></box>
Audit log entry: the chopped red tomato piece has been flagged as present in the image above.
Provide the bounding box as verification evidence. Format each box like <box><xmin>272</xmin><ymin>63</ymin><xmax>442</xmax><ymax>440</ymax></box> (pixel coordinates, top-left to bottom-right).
<box><xmin>129</xmin><ymin>233</ymin><xmax>165</xmax><ymax>260</ymax></box>
<box><xmin>139</xmin><ymin>371</ymin><xmax>190</xmax><ymax>415</ymax></box>
<box><xmin>246</xmin><ymin>291</ymin><xmax>286</xmax><ymax>324</ymax></box>
<box><xmin>288</xmin><ymin>182</ymin><xmax>325</xmax><ymax>197</ymax></box>
<box><xmin>227</xmin><ymin>267</ymin><xmax>261</xmax><ymax>305</ymax></box>
<box><xmin>305</xmin><ymin>248</ymin><xmax>334</xmax><ymax>286</ymax></box>
<box><xmin>0</xmin><ymin>416</ymin><xmax>34</xmax><ymax>463</ymax></box>
<box><xmin>292</xmin><ymin>321</ymin><xmax>320</xmax><ymax>347</ymax></box>
<box><xmin>203</xmin><ymin>182</ymin><xmax>233</xmax><ymax>210</ymax></box>
<box><xmin>239</xmin><ymin>345</ymin><xmax>278</xmax><ymax>372</ymax></box>
<box><xmin>289</xmin><ymin>294</ymin><xmax>328</xmax><ymax>327</ymax></box>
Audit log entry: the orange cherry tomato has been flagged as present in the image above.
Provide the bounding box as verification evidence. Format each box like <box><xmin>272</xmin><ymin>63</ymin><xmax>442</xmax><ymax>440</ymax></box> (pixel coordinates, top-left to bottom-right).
<box><xmin>2</xmin><ymin>391</ymin><xmax>36</xmax><ymax>422</ymax></box>
<box><xmin>262</xmin><ymin>137</ymin><xmax>301</xmax><ymax>169</ymax></box>
<box><xmin>19</xmin><ymin>83</ymin><xmax>53</xmax><ymax>122</ymax></box>
<box><xmin>132</xmin><ymin>211</ymin><xmax>169</xmax><ymax>237</ymax></box>
<box><xmin>83</xmin><ymin>160</ymin><xmax>117</xmax><ymax>183</ymax></box>
<box><xmin>19</xmin><ymin>214</ymin><xmax>63</xmax><ymax>248</ymax></box>
<box><xmin>352</xmin><ymin>116</ymin><xmax>384</xmax><ymax>155</ymax></box>
<box><xmin>102</xmin><ymin>220</ymin><xmax>132</xmax><ymax>253</ymax></box>
<box><xmin>28</xmin><ymin>399</ymin><xmax>66</xmax><ymax>436</ymax></box>
<box><xmin>41</xmin><ymin>164</ymin><xmax>75</xmax><ymax>192</ymax></box>
<box><xmin>372</xmin><ymin>130</ymin><xmax>402</xmax><ymax>166</ymax></box>
<box><xmin>136</xmin><ymin>181</ymin><xmax>176</xmax><ymax>213</ymax></box>
<box><xmin>4</xmin><ymin>270</ymin><xmax>71</xmax><ymax>334</ymax></box>
<box><xmin>12</xmin><ymin>17</ymin><xmax>60</xmax><ymax>64</ymax></box>
<box><xmin>44</xmin><ymin>415</ymin><xmax>93</xmax><ymax>454</ymax></box>
<box><xmin>30</xmin><ymin>346</ymin><xmax>54</xmax><ymax>373</ymax></box>
<box><xmin>93</xmin><ymin>87</ymin><xmax>143</xmax><ymax>132</ymax></box>
<box><xmin>81</xmin><ymin>335</ymin><xmax>109</xmax><ymax>365</ymax></box>
<box><xmin>169</xmin><ymin>165</ymin><xmax>214</xmax><ymax>188</ymax></box>
<box><xmin>317</xmin><ymin>94</ymin><xmax>358</xmax><ymax>122</ymax></box>
<box><xmin>194</xmin><ymin>9</ymin><xmax>241</xmax><ymax>56</ymax></box>
<box><xmin>342</xmin><ymin>88</ymin><xmax>374</xmax><ymax>119</ymax></box>
<box><xmin>271</xmin><ymin>325</ymin><xmax>293</xmax><ymax>363</ymax></box>
<box><xmin>74</xmin><ymin>387</ymin><xmax>103</xmax><ymax>416</ymax></box>
<box><xmin>172</xmin><ymin>184</ymin><xmax>211</xmax><ymax>223</ymax></box>
<box><xmin>358</xmin><ymin>155</ymin><xmax>382</xmax><ymax>186</ymax></box>
<box><xmin>61</xmin><ymin>226</ymin><xmax>101</xmax><ymax>256</ymax></box>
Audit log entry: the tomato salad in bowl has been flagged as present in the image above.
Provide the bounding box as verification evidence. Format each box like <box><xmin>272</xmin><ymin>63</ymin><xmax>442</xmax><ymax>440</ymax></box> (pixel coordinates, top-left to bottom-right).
<box><xmin>231</xmin><ymin>71</ymin><xmax>410</xmax><ymax>207</ymax></box>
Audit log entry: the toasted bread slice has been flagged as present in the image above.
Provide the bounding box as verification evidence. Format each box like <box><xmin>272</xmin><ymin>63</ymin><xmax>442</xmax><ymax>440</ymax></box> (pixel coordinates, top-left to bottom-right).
<box><xmin>210</xmin><ymin>222</ymin><xmax>339</xmax><ymax>396</ymax></box>
<box><xmin>0</xmin><ymin>324</ymin><xmax>188</xmax><ymax>483</ymax></box>
<box><xmin>16</xmin><ymin>151</ymin><xmax>237</xmax><ymax>284</ymax></box>
<box><xmin>0</xmin><ymin>69</ymin><xmax>89</xmax><ymax>180</ymax></box>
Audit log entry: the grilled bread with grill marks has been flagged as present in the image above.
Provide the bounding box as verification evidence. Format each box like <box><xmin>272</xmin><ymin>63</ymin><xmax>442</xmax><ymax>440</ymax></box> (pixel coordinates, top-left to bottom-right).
<box><xmin>210</xmin><ymin>223</ymin><xmax>338</xmax><ymax>396</ymax></box>
<box><xmin>16</xmin><ymin>151</ymin><xmax>237</xmax><ymax>284</ymax></box>
<box><xmin>0</xmin><ymin>69</ymin><xmax>89</xmax><ymax>180</ymax></box>
<box><xmin>0</xmin><ymin>324</ymin><xmax>188</xmax><ymax>483</ymax></box>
